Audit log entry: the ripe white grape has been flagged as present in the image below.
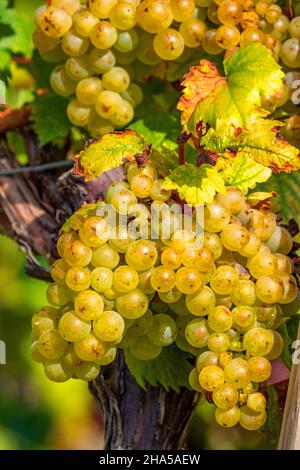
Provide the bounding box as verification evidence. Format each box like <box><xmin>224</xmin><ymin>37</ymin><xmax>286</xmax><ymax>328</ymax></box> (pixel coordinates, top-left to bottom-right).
<box><xmin>34</xmin><ymin>168</ymin><xmax>296</xmax><ymax>436</ymax></box>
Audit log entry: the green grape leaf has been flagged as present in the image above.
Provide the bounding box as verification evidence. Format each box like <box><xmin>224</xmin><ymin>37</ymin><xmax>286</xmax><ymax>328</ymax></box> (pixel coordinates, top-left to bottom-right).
<box><xmin>130</xmin><ymin>90</ymin><xmax>181</xmax><ymax>148</ymax></box>
<box><xmin>60</xmin><ymin>203</ymin><xmax>103</xmax><ymax>233</ymax></box>
<box><xmin>162</xmin><ymin>163</ymin><xmax>226</xmax><ymax>205</ymax></box>
<box><xmin>278</xmin><ymin>322</ymin><xmax>293</xmax><ymax>370</ymax></box>
<box><xmin>219</xmin><ymin>154</ymin><xmax>272</xmax><ymax>193</ymax></box>
<box><xmin>258</xmin><ymin>171</ymin><xmax>300</xmax><ymax>225</ymax></box>
<box><xmin>0</xmin><ymin>0</ymin><xmax>34</xmax><ymax>59</ymax></box>
<box><xmin>31</xmin><ymin>93</ymin><xmax>70</xmax><ymax>146</ymax></box>
<box><xmin>150</xmin><ymin>145</ymin><xmax>179</xmax><ymax>176</ymax></box>
<box><xmin>125</xmin><ymin>344</ymin><xmax>193</xmax><ymax>391</ymax></box>
<box><xmin>74</xmin><ymin>130</ymin><xmax>145</xmax><ymax>180</ymax></box>
<box><xmin>204</xmin><ymin>120</ymin><xmax>300</xmax><ymax>174</ymax></box>
<box><xmin>26</xmin><ymin>50</ymin><xmax>53</xmax><ymax>89</ymax></box>
<box><xmin>262</xmin><ymin>385</ymin><xmax>281</xmax><ymax>448</ymax></box>
<box><xmin>178</xmin><ymin>44</ymin><xmax>284</xmax><ymax>134</ymax></box>
<box><xmin>247</xmin><ymin>191</ymin><xmax>277</xmax><ymax>208</ymax></box>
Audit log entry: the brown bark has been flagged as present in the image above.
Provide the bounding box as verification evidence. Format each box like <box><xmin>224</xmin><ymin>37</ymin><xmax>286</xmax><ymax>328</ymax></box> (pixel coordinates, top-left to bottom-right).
<box><xmin>89</xmin><ymin>352</ymin><xmax>196</xmax><ymax>450</ymax></box>
<box><xmin>0</xmin><ymin>130</ymin><xmax>196</xmax><ymax>450</ymax></box>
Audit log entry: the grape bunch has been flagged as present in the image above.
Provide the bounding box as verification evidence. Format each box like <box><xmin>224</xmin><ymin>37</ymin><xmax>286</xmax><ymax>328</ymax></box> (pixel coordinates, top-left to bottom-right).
<box><xmin>33</xmin><ymin>0</ymin><xmax>300</xmax><ymax>137</ymax></box>
<box><xmin>32</xmin><ymin>158</ymin><xmax>299</xmax><ymax>431</ymax></box>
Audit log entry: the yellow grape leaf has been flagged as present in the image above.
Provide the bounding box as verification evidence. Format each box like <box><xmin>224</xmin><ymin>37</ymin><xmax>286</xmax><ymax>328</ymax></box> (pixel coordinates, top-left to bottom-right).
<box><xmin>219</xmin><ymin>154</ymin><xmax>272</xmax><ymax>194</ymax></box>
<box><xmin>162</xmin><ymin>163</ymin><xmax>226</xmax><ymax>206</ymax></box>
<box><xmin>150</xmin><ymin>145</ymin><xmax>179</xmax><ymax>177</ymax></box>
<box><xmin>203</xmin><ymin>120</ymin><xmax>300</xmax><ymax>174</ymax></box>
<box><xmin>74</xmin><ymin>130</ymin><xmax>145</xmax><ymax>180</ymax></box>
<box><xmin>259</xmin><ymin>171</ymin><xmax>300</xmax><ymax>225</ymax></box>
<box><xmin>178</xmin><ymin>44</ymin><xmax>284</xmax><ymax>134</ymax></box>
<box><xmin>247</xmin><ymin>192</ymin><xmax>278</xmax><ymax>208</ymax></box>
<box><xmin>178</xmin><ymin>60</ymin><xmax>225</xmax><ymax>130</ymax></box>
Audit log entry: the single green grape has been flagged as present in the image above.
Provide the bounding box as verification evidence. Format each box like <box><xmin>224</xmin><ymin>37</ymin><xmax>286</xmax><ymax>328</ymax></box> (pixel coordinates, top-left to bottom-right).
<box><xmin>175</xmin><ymin>267</ymin><xmax>204</xmax><ymax>295</ymax></box>
<box><xmin>38</xmin><ymin>329</ymin><xmax>67</xmax><ymax>360</ymax></box>
<box><xmin>66</xmin><ymin>267</ymin><xmax>91</xmax><ymax>292</ymax></box>
<box><xmin>31</xmin><ymin>306</ymin><xmax>58</xmax><ymax>337</ymax></box>
<box><xmin>199</xmin><ymin>365</ymin><xmax>225</xmax><ymax>391</ymax></box>
<box><xmin>215</xmin><ymin>406</ymin><xmax>240</xmax><ymax>427</ymax></box>
<box><xmin>243</xmin><ymin>327</ymin><xmax>274</xmax><ymax>357</ymax></box>
<box><xmin>213</xmin><ymin>383</ymin><xmax>239</xmax><ymax>410</ymax></box>
<box><xmin>115</xmin><ymin>289</ymin><xmax>149</xmax><ymax>319</ymax></box>
<box><xmin>93</xmin><ymin>310</ymin><xmax>125</xmax><ymax>341</ymax></box>
<box><xmin>207</xmin><ymin>332</ymin><xmax>230</xmax><ymax>353</ymax></box>
<box><xmin>147</xmin><ymin>313</ymin><xmax>177</xmax><ymax>346</ymax></box>
<box><xmin>188</xmin><ymin>367</ymin><xmax>203</xmax><ymax>392</ymax></box>
<box><xmin>224</xmin><ymin>357</ymin><xmax>250</xmax><ymax>388</ymax></box>
<box><xmin>129</xmin><ymin>335</ymin><xmax>162</xmax><ymax>360</ymax></box>
<box><xmin>186</xmin><ymin>287</ymin><xmax>216</xmax><ymax>317</ymax></box>
<box><xmin>248</xmin><ymin>356</ymin><xmax>272</xmax><ymax>382</ymax></box>
<box><xmin>58</xmin><ymin>310</ymin><xmax>91</xmax><ymax>342</ymax></box>
<box><xmin>90</xmin><ymin>267</ymin><xmax>113</xmax><ymax>292</ymax></box>
<box><xmin>185</xmin><ymin>319</ymin><xmax>209</xmax><ymax>348</ymax></box>
<box><xmin>74</xmin><ymin>362</ymin><xmax>100</xmax><ymax>381</ymax></box>
<box><xmin>44</xmin><ymin>361</ymin><xmax>73</xmax><ymax>382</ymax></box>
<box><xmin>74</xmin><ymin>332</ymin><xmax>106</xmax><ymax>362</ymax></box>
<box><xmin>208</xmin><ymin>306</ymin><xmax>232</xmax><ymax>332</ymax></box>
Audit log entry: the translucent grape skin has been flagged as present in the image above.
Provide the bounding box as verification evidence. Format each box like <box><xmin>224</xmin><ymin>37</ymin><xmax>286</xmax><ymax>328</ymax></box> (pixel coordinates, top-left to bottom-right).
<box><xmin>147</xmin><ymin>313</ymin><xmax>177</xmax><ymax>346</ymax></box>
<box><xmin>239</xmin><ymin>405</ymin><xmax>266</xmax><ymax>431</ymax></box>
<box><xmin>40</xmin><ymin>6</ymin><xmax>72</xmax><ymax>38</ymax></box>
<box><xmin>44</xmin><ymin>361</ymin><xmax>73</xmax><ymax>382</ymax></box>
<box><xmin>32</xmin><ymin>306</ymin><xmax>58</xmax><ymax>337</ymax></box>
<box><xmin>73</xmin><ymin>9</ymin><xmax>99</xmax><ymax>36</ymax></box>
<box><xmin>224</xmin><ymin>357</ymin><xmax>250</xmax><ymax>388</ymax></box>
<box><xmin>102</xmin><ymin>66</ymin><xmax>130</xmax><ymax>92</ymax></box>
<box><xmin>67</xmin><ymin>99</ymin><xmax>94</xmax><ymax>127</ymax></box>
<box><xmin>50</xmin><ymin>65</ymin><xmax>76</xmax><ymax>97</ymax></box>
<box><xmin>215</xmin><ymin>406</ymin><xmax>240</xmax><ymax>428</ymax></box>
<box><xmin>210</xmin><ymin>266</ymin><xmax>239</xmax><ymax>295</ymax></box>
<box><xmin>175</xmin><ymin>267</ymin><xmax>204</xmax><ymax>295</ymax></box>
<box><xmin>76</xmin><ymin>77</ymin><xmax>103</xmax><ymax>106</ymax></box>
<box><xmin>38</xmin><ymin>329</ymin><xmax>67</xmax><ymax>360</ymax></box>
<box><xmin>185</xmin><ymin>319</ymin><xmax>209</xmax><ymax>348</ymax></box>
<box><xmin>186</xmin><ymin>286</ymin><xmax>216</xmax><ymax>316</ymax></box>
<box><xmin>74</xmin><ymin>332</ymin><xmax>106</xmax><ymax>362</ymax></box>
<box><xmin>153</xmin><ymin>29</ymin><xmax>185</xmax><ymax>61</ymax></box>
<box><xmin>66</xmin><ymin>267</ymin><xmax>91</xmax><ymax>292</ymax></box>
<box><xmin>208</xmin><ymin>306</ymin><xmax>232</xmax><ymax>333</ymax></box>
<box><xmin>243</xmin><ymin>327</ymin><xmax>274</xmax><ymax>356</ymax></box>
<box><xmin>93</xmin><ymin>310</ymin><xmax>125</xmax><ymax>341</ymax></box>
<box><xmin>115</xmin><ymin>289</ymin><xmax>149</xmax><ymax>319</ymax></box>
<box><xmin>63</xmin><ymin>239</ymin><xmax>92</xmax><ymax>267</ymax></box>
<box><xmin>74</xmin><ymin>289</ymin><xmax>104</xmax><ymax>320</ymax></box>
<box><xmin>113</xmin><ymin>265</ymin><xmax>139</xmax><ymax>292</ymax></box>
<box><xmin>126</xmin><ymin>240</ymin><xmax>158</xmax><ymax>271</ymax></box>
<box><xmin>90</xmin><ymin>21</ymin><xmax>118</xmax><ymax>50</ymax></box>
<box><xmin>199</xmin><ymin>365</ymin><xmax>225</xmax><ymax>391</ymax></box>
<box><xmin>58</xmin><ymin>310</ymin><xmax>91</xmax><ymax>342</ymax></box>
<box><xmin>189</xmin><ymin>367</ymin><xmax>203</xmax><ymax>392</ymax></box>
<box><xmin>130</xmin><ymin>335</ymin><xmax>162</xmax><ymax>360</ymax></box>
<box><xmin>91</xmin><ymin>267</ymin><xmax>113</xmax><ymax>292</ymax></box>
<box><xmin>248</xmin><ymin>356</ymin><xmax>272</xmax><ymax>382</ymax></box>
<box><xmin>179</xmin><ymin>18</ymin><xmax>207</xmax><ymax>48</ymax></box>
<box><xmin>150</xmin><ymin>266</ymin><xmax>176</xmax><ymax>292</ymax></box>
<box><xmin>215</xmin><ymin>25</ymin><xmax>240</xmax><ymax>49</ymax></box>
<box><xmin>213</xmin><ymin>383</ymin><xmax>239</xmax><ymax>410</ymax></box>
